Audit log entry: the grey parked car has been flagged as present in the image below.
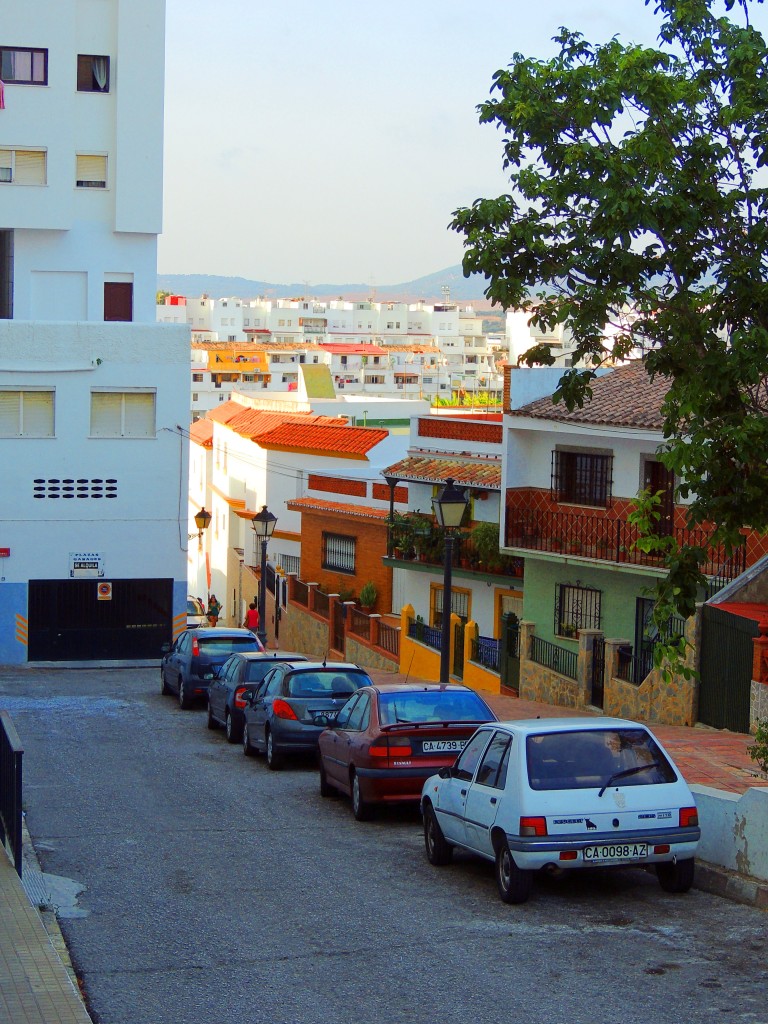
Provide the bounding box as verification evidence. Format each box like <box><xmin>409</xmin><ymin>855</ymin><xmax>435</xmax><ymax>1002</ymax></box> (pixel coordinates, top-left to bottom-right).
<box><xmin>207</xmin><ymin>651</ymin><xmax>307</xmax><ymax>742</ymax></box>
<box><xmin>242</xmin><ymin>661</ymin><xmax>373</xmax><ymax>769</ymax></box>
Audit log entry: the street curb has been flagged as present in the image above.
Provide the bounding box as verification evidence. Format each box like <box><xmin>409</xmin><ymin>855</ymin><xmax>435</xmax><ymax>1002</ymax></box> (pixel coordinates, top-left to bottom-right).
<box><xmin>694</xmin><ymin>859</ymin><xmax>768</xmax><ymax>910</ymax></box>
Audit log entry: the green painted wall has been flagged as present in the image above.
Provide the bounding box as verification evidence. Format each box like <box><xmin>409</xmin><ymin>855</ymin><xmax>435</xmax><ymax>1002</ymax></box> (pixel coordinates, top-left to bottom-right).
<box><xmin>522</xmin><ymin>556</ymin><xmax>659</xmax><ymax>646</ymax></box>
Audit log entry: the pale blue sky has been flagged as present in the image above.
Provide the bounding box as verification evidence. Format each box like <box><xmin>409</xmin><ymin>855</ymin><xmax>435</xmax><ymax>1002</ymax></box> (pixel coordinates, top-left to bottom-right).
<box><xmin>159</xmin><ymin>1</ymin><xmax>767</xmax><ymax>286</ymax></box>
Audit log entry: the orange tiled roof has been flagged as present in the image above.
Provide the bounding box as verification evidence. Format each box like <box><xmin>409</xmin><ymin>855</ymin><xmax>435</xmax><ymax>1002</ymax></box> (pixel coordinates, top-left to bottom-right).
<box><xmin>190</xmin><ymin>419</ymin><xmax>213</xmax><ymax>448</ymax></box>
<box><xmin>511</xmin><ymin>361</ymin><xmax>668</xmax><ymax>430</ymax></box>
<box><xmin>225</xmin><ymin>409</ymin><xmax>347</xmax><ymax>442</ymax></box>
<box><xmin>383</xmin><ymin>454</ymin><xmax>501</xmax><ymax>490</ymax></box>
<box><xmin>258</xmin><ymin>423</ymin><xmax>388</xmax><ymax>456</ymax></box>
<box><xmin>286</xmin><ymin>497</ymin><xmax>390</xmax><ymax>519</ymax></box>
<box><xmin>205</xmin><ymin>401</ymin><xmax>247</xmax><ymax>425</ymax></box>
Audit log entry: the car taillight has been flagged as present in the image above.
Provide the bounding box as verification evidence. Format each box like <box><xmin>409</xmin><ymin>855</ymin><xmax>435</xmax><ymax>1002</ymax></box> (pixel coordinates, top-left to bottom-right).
<box><xmin>369</xmin><ymin>737</ymin><xmax>412</xmax><ymax>760</ymax></box>
<box><xmin>679</xmin><ymin>806</ymin><xmax>698</xmax><ymax>828</ymax></box>
<box><xmin>272</xmin><ymin>698</ymin><xmax>298</xmax><ymax>721</ymax></box>
<box><xmin>234</xmin><ymin>687</ymin><xmax>247</xmax><ymax>709</ymax></box>
<box><xmin>520</xmin><ymin>816</ymin><xmax>548</xmax><ymax>837</ymax></box>
<box><xmin>191</xmin><ymin>638</ymin><xmax>200</xmax><ymax>656</ymax></box>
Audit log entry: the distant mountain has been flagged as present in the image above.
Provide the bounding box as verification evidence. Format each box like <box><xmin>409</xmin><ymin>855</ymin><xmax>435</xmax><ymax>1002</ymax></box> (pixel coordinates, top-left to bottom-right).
<box><xmin>156</xmin><ymin>265</ymin><xmax>492</xmax><ymax>304</ymax></box>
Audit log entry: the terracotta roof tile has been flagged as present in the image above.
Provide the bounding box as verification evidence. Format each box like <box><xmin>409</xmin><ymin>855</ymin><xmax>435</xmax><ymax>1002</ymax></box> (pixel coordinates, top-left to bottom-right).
<box><xmin>511</xmin><ymin>361</ymin><xmax>668</xmax><ymax>430</ymax></box>
<box><xmin>189</xmin><ymin>419</ymin><xmax>213</xmax><ymax>447</ymax></box>
<box><xmin>258</xmin><ymin>423</ymin><xmax>388</xmax><ymax>456</ymax></box>
<box><xmin>206</xmin><ymin>401</ymin><xmax>246</xmax><ymax>424</ymax></box>
<box><xmin>286</xmin><ymin>497</ymin><xmax>390</xmax><ymax>519</ymax></box>
<box><xmin>383</xmin><ymin>455</ymin><xmax>501</xmax><ymax>490</ymax></box>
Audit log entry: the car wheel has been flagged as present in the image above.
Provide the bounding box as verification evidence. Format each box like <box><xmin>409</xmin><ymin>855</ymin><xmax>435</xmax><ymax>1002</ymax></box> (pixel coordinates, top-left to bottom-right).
<box><xmin>243</xmin><ymin>722</ymin><xmax>256</xmax><ymax>757</ymax></box>
<box><xmin>656</xmin><ymin>858</ymin><xmax>695</xmax><ymax>894</ymax></box>
<box><xmin>178</xmin><ymin>680</ymin><xmax>192</xmax><ymax>710</ymax></box>
<box><xmin>225</xmin><ymin>710</ymin><xmax>241</xmax><ymax>744</ymax></box>
<box><xmin>423</xmin><ymin>804</ymin><xmax>453</xmax><ymax>866</ymax></box>
<box><xmin>350</xmin><ymin>770</ymin><xmax>372</xmax><ymax>821</ymax></box>
<box><xmin>319</xmin><ymin>762</ymin><xmax>336</xmax><ymax>798</ymax></box>
<box><xmin>161</xmin><ymin>671</ymin><xmax>171</xmax><ymax>696</ymax></box>
<box><xmin>495</xmin><ymin>839</ymin><xmax>532</xmax><ymax>904</ymax></box>
<box><xmin>265</xmin><ymin>729</ymin><xmax>282</xmax><ymax>771</ymax></box>
<box><xmin>206</xmin><ymin>701</ymin><xmax>217</xmax><ymax>729</ymax></box>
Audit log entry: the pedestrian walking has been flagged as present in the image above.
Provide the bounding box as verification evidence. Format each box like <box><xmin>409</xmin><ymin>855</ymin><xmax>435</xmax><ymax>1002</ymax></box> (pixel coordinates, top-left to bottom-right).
<box><xmin>243</xmin><ymin>602</ymin><xmax>260</xmax><ymax>632</ymax></box>
<box><xmin>207</xmin><ymin>593</ymin><xmax>222</xmax><ymax>627</ymax></box>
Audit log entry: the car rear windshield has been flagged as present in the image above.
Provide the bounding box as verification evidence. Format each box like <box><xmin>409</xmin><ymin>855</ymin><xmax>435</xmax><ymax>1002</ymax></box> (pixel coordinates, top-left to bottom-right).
<box><xmin>287</xmin><ymin>670</ymin><xmax>369</xmax><ymax>698</ymax></box>
<box><xmin>526</xmin><ymin>728</ymin><xmax>678</xmax><ymax>791</ymax></box>
<box><xmin>198</xmin><ymin>637</ymin><xmax>260</xmax><ymax>655</ymax></box>
<box><xmin>245</xmin><ymin>661</ymin><xmax>281</xmax><ymax>683</ymax></box>
<box><xmin>378</xmin><ymin>690</ymin><xmax>492</xmax><ymax>726</ymax></box>
<box><xmin>187</xmin><ymin>599</ymin><xmax>205</xmax><ymax>615</ymax></box>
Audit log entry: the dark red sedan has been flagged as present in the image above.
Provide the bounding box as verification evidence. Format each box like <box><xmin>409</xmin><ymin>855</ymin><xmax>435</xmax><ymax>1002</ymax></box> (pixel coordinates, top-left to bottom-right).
<box><xmin>317</xmin><ymin>683</ymin><xmax>497</xmax><ymax>820</ymax></box>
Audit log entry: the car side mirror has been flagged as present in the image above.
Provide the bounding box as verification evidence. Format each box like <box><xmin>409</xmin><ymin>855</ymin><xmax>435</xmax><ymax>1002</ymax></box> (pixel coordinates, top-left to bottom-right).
<box><xmin>315</xmin><ymin>715</ymin><xmax>335</xmax><ymax>728</ymax></box>
<box><xmin>438</xmin><ymin>766</ymin><xmax>453</xmax><ymax>780</ymax></box>
<box><xmin>161</xmin><ymin>642</ymin><xmax>171</xmax><ymax>654</ymax></box>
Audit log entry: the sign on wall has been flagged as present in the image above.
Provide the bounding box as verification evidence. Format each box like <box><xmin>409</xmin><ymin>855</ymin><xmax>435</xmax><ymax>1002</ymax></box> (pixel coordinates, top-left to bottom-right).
<box><xmin>69</xmin><ymin>552</ymin><xmax>104</xmax><ymax>578</ymax></box>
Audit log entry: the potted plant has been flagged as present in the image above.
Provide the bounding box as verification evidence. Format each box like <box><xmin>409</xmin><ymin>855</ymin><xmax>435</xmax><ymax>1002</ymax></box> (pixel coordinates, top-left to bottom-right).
<box><xmin>359</xmin><ymin>580</ymin><xmax>377</xmax><ymax>611</ymax></box>
<box><xmin>470</xmin><ymin>521</ymin><xmax>502</xmax><ymax>571</ymax></box>
<box><xmin>560</xmin><ymin>622</ymin><xmax>578</xmax><ymax>639</ymax></box>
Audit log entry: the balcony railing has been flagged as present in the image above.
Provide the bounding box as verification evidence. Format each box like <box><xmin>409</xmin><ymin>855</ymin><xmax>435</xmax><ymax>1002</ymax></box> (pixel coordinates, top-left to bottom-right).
<box><xmin>387</xmin><ymin>523</ymin><xmax>524</xmax><ymax>580</ymax></box>
<box><xmin>529</xmin><ymin>635</ymin><xmax>578</xmax><ymax>680</ymax></box>
<box><xmin>471</xmin><ymin>635</ymin><xmax>500</xmax><ymax>672</ymax></box>
<box><xmin>505</xmin><ymin>501</ymin><xmax>746</xmax><ymax>578</ymax></box>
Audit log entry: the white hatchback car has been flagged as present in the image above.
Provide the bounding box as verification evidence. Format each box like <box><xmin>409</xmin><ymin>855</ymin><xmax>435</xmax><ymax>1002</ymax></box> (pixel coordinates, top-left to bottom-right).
<box><xmin>421</xmin><ymin>717</ymin><xmax>700</xmax><ymax>904</ymax></box>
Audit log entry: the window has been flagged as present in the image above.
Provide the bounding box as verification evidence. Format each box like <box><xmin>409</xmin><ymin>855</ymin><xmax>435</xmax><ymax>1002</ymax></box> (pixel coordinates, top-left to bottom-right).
<box><xmin>0</xmin><ymin>47</ymin><xmax>47</xmax><ymax>84</ymax></box>
<box><xmin>192</xmin><ymin>373</ymin><xmax>203</xmax><ymax>382</ymax></box>
<box><xmin>77</xmin><ymin>54</ymin><xmax>109</xmax><ymax>92</ymax></box>
<box><xmin>551</xmin><ymin>449</ymin><xmax>612</xmax><ymax>507</ymax></box>
<box><xmin>104</xmin><ymin>281</ymin><xmax>132</xmax><ymax>321</ymax></box>
<box><xmin>0</xmin><ymin>148</ymin><xmax>46</xmax><ymax>185</ymax></box>
<box><xmin>431</xmin><ymin>585</ymin><xmax>470</xmax><ymax>629</ymax></box>
<box><xmin>0</xmin><ymin>389</ymin><xmax>54</xmax><ymax>436</ymax></box>
<box><xmin>475</xmin><ymin>733</ymin><xmax>512</xmax><ymax>789</ymax></box>
<box><xmin>76</xmin><ymin>154</ymin><xmax>107</xmax><ymax>188</ymax></box>
<box><xmin>322</xmin><ymin>532</ymin><xmax>355</xmax><ymax>573</ymax></box>
<box><xmin>453</xmin><ymin>730</ymin><xmax>492</xmax><ymax>782</ymax></box>
<box><xmin>555</xmin><ymin>582</ymin><xmax>601</xmax><ymax>637</ymax></box>
<box><xmin>90</xmin><ymin>391</ymin><xmax>155</xmax><ymax>438</ymax></box>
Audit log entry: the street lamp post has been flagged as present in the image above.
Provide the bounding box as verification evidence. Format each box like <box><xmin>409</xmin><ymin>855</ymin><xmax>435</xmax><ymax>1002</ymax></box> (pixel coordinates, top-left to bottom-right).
<box><xmin>432</xmin><ymin>478</ymin><xmax>469</xmax><ymax>685</ymax></box>
<box><xmin>251</xmin><ymin>505</ymin><xmax>278</xmax><ymax>648</ymax></box>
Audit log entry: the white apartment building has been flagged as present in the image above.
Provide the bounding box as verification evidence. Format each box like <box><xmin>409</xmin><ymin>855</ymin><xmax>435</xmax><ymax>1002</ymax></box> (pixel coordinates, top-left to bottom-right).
<box><xmin>162</xmin><ymin>296</ymin><xmax>503</xmax><ymax>416</ymax></box>
<box><xmin>0</xmin><ymin>0</ymin><xmax>189</xmax><ymax>664</ymax></box>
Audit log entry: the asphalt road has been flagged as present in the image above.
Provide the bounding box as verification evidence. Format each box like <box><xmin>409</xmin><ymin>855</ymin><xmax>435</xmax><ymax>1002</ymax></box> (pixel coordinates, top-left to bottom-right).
<box><xmin>0</xmin><ymin>666</ymin><xmax>766</xmax><ymax>1024</ymax></box>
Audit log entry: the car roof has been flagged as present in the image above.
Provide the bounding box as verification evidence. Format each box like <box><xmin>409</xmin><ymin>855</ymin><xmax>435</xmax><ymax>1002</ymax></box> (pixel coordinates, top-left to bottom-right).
<box><xmin>482</xmin><ymin>717</ymin><xmax>649</xmax><ymax>736</ymax></box>
<box><xmin>281</xmin><ymin>662</ymin><xmax>368</xmax><ymax>672</ymax></box>
<box><xmin>229</xmin><ymin>651</ymin><xmax>307</xmax><ymax>662</ymax></box>
<box><xmin>370</xmin><ymin>682</ymin><xmax>475</xmax><ymax>695</ymax></box>
<box><xmin>186</xmin><ymin>627</ymin><xmax>258</xmax><ymax>637</ymax></box>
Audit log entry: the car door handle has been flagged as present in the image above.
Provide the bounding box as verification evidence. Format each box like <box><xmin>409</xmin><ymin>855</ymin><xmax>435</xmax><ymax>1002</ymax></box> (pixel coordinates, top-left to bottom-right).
<box><xmin>461</xmin><ymin>789</ymin><xmax>467</xmax><ymax>797</ymax></box>
<box><xmin>490</xmin><ymin>797</ymin><xmax>497</xmax><ymax>805</ymax></box>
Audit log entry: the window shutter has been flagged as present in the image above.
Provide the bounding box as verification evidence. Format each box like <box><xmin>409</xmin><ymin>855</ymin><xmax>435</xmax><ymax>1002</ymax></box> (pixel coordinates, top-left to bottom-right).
<box><xmin>14</xmin><ymin>151</ymin><xmax>46</xmax><ymax>185</ymax></box>
<box><xmin>90</xmin><ymin>392</ymin><xmax>122</xmax><ymax>435</ymax></box>
<box><xmin>123</xmin><ymin>393</ymin><xmax>155</xmax><ymax>437</ymax></box>
<box><xmin>76</xmin><ymin>154</ymin><xmax>107</xmax><ymax>188</ymax></box>
<box><xmin>0</xmin><ymin>150</ymin><xmax>11</xmax><ymax>183</ymax></box>
<box><xmin>21</xmin><ymin>392</ymin><xmax>54</xmax><ymax>436</ymax></box>
<box><xmin>0</xmin><ymin>391</ymin><xmax>20</xmax><ymax>434</ymax></box>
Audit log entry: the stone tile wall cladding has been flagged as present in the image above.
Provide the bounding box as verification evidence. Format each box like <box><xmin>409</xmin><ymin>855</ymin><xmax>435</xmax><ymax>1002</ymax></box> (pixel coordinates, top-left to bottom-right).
<box><xmin>346</xmin><ymin>635</ymin><xmax>398</xmax><ymax>673</ymax></box>
<box><xmin>279</xmin><ymin>602</ymin><xmax>332</xmax><ymax>661</ymax></box>
<box><xmin>518</xmin><ymin>615</ymin><xmax>699</xmax><ymax>727</ymax></box>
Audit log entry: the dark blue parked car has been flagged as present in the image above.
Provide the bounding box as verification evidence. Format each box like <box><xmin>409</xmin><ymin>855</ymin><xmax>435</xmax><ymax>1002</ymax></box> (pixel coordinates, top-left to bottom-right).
<box><xmin>161</xmin><ymin>627</ymin><xmax>263</xmax><ymax>709</ymax></box>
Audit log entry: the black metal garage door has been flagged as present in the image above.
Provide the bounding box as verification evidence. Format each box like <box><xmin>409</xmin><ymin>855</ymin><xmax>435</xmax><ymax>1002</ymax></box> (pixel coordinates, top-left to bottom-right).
<box><xmin>698</xmin><ymin>604</ymin><xmax>756</xmax><ymax>733</ymax></box>
<box><xmin>28</xmin><ymin>578</ymin><xmax>173</xmax><ymax>661</ymax></box>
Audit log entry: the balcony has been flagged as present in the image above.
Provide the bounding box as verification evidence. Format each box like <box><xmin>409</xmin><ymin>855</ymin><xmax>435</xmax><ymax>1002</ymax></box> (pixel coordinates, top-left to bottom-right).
<box><xmin>504</xmin><ymin>489</ymin><xmax>746</xmax><ymax>580</ymax></box>
<box><xmin>386</xmin><ymin>515</ymin><xmax>524</xmax><ymax>581</ymax></box>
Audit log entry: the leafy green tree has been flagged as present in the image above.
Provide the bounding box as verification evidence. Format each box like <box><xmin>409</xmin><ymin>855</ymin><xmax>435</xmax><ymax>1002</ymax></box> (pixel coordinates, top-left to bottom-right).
<box><xmin>452</xmin><ymin>0</ymin><xmax>768</xmax><ymax>619</ymax></box>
